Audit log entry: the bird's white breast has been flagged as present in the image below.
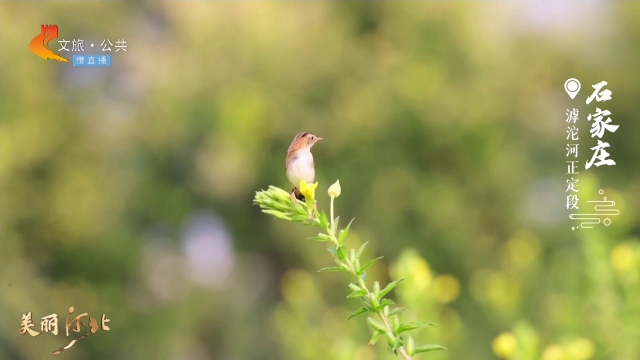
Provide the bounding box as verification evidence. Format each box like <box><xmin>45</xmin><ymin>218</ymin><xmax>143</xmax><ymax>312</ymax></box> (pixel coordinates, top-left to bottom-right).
<box><xmin>287</xmin><ymin>150</ymin><xmax>315</xmax><ymax>188</ymax></box>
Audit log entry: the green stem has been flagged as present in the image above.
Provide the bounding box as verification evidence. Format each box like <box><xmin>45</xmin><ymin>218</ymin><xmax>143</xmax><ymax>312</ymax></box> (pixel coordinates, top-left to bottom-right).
<box><xmin>326</xmin><ymin>197</ymin><xmax>412</xmax><ymax>360</ymax></box>
<box><xmin>330</xmin><ymin>196</ymin><xmax>335</xmax><ymax>233</ymax></box>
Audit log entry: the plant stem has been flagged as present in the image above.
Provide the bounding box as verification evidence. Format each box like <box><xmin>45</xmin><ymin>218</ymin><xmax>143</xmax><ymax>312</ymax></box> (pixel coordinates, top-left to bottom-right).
<box><xmin>330</xmin><ymin>196</ymin><xmax>335</xmax><ymax>234</ymax></box>
<box><xmin>343</xmin><ymin>255</ymin><xmax>411</xmax><ymax>360</ymax></box>
<box><xmin>378</xmin><ymin>314</ymin><xmax>412</xmax><ymax>360</ymax></box>
<box><xmin>326</xmin><ymin>198</ymin><xmax>412</xmax><ymax>360</ymax></box>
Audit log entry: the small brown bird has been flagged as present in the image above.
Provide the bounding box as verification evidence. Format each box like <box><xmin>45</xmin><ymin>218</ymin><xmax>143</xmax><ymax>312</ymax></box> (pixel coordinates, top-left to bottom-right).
<box><xmin>285</xmin><ymin>132</ymin><xmax>322</xmax><ymax>203</ymax></box>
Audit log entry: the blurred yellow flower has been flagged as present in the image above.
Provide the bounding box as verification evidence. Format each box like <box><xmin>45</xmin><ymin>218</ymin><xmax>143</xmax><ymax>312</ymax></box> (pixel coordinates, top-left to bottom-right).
<box><xmin>328</xmin><ymin>180</ymin><xmax>341</xmax><ymax>198</ymax></box>
<box><xmin>433</xmin><ymin>274</ymin><xmax>460</xmax><ymax>303</ymax></box>
<box><xmin>412</xmin><ymin>257</ymin><xmax>432</xmax><ymax>291</ymax></box>
<box><xmin>299</xmin><ymin>180</ymin><xmax>318</xmax><ymax>201</ymax></box>
<box><xmin>486</xmin><ymin>272</ymin><xmax>521</xmax><ymax>313</ymax></box>
<box><xmin>492</xmin><ymin>332</ymin><xmax>517</xmax><ymax>359</ymax></box>
<box><xmin>567</xmin><ymin>338</ymin><xmax>595</xmax><ymax>360</ymax></box>
<box><xmin>542</xmin><ymin>344</ymin><xmax>565</xmax><ymax>360</ymax></box>
<box><xmin>611</xmin><ymin>244</ymin><xmax>635</xmax><ymax>273</ymax></box>
<box><xmin>503</xmin><ymin>231</ymin><xmax>541</xmax><ymax>268</ymax></box>
<box><xmin>390</xmin><ymin>249</ymin><xmax>432</xmax><ymax>291</ymax></box>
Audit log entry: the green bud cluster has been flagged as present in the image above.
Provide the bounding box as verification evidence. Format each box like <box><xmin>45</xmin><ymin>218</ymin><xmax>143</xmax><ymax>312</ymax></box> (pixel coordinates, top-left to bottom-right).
<box><xmin>253</xmin><ymin>186</ymin><xmax>318</xmax><ymax>225</ymax></box>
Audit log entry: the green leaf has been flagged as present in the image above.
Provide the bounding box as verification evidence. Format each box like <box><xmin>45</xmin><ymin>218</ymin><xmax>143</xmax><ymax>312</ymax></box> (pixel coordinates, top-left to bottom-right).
<box><xmin>334</xmin><ymin>259</ymin><xmax>350</xmax><ymax>271</ymax></box>
<box><xmin>307</xmin><ymin>236</ymin><xmax>328</xmax><ymax>242</ymax></box>
<box><xmin>370</xmin><ymin>294</ymin><xmax>380</xmax><ymax>309</ymax></box>
<box><xmin>378</xmin><ymin>278</ymin><xmax>406</xmax><ymax>300</ymax></box>
<box><xmin>348</xmin><ymin>283</ymin><xmax>362</xmax><ymax>292</ymax></box>
<box><xmin>347</xmin><ymin>289</ymin><xmax>368</xmax><ymax>298</ymax></box>
<box><xmin>327</xmin><ymin>247</ymin><xmax>337</xmax><ymax>255</ymax></box>
<box><xmin>267</xmin><ymin>194</ymin><xmax>291</xmax><ymax>207</ymax></box>
<box><xmin>338</xmin><ymin>218</ymin><xmax>355</xmax><ymax>245</ymax></box>
<box><xmin>336</xmin><ymin>246</ymin><xmax>347</xmax><ymax>259</ymax></box>
<box><xmin>291</xmin><ymin>213</ymin><xmax>310</xmax><ymax>222</ymax></box>
<box><xmin>359</xmin><ymin>256</ymin><xmax>383</xmax><ymax>275</ymax></box>
<box><xmin>305</xmin><ymin>220</ymin><xmax>317</xmax><ymax>227</ymax></box>
<box><xmin>360</xmin><ymin>296</ymin><xmax>373</xmax><ymax>311</ymax></box>
<box><xmin>373</xmin><ymin>281</ymin><xmax>381</xmax><ymax>297</ymax></box>
<box><xmin>307</xmin><ymin>233</ymin><xmax>332</xmax><ymax>242</ymax></box>
<box><xmin>333</xmin><ymin>216</ymin><xmax>340</xmax><ymax>233</ymax></box>
<box><xmin>413</xmin><ymin>344</ymin><xmax>447</xmax><ymax>353</ymax></box>
<box><xmin>406</xmin><ymin>336</ymin><xmax>416</xmax><ymax>356</ymax></box>
<box><xmin>317</xmin><ymin>266</ymin><xmax>346</xmax><ymax>272</ymax></box>
<box><xmin>355</xmin><ymin>241</ymin><xmax>368</xmax><ymax>259</ymax></box>
<box><xmin>391</xmin><ymin>315</ymin><xmax>400</xmax><ymax>333</ymax></box>
<box><xmin>389</xmin><ymin>337</ymin><xmax>402</xmax><ymax>354</ymax></box>
<box><xmin>376</xmin><ymin>298</ymin><xmax>394</xmax><ymax>311</ymax></box>
<box><xmin>346</xmin><ymin>307</ymin><xmax>368</xmax><ymax>321</ymax></box>
<box><xmin>268</xmin><ymin>186</ymin><xmax>294</xmax><ymax>201</ymax></box>
<box><xmin>366</xmin><ymin>317</ymin><xmax>386</xmax><ymax>331</ymax></box>
<box><xmin>389</xmin><ymin>307</ymin><xmax>407</xmax><ymax>316</ymax></box>
<box><xmin>262</xmin><ymin>209</ymin><xmax>291</xmax><ymax>220</ymax></box>
<box><xmin>368</xmin><ymin>330</ymin><xmax>385</xmax><ymax>346</ymax></box>
<box><xmin>349</xmin><ymin>248</ymin><xmax>356</xmax><ymax>263</ymax></box>
<box><xmin>396</xmin><ymin>321</ymin><xmax>438</xmax><ymax>334</ymax></box>
<box><xmin>360</xmin><ymin>272</ymin><xmax>368</xmax><ymax>283</ymax></box>
<box><xmin>319</xmin><ymin>212</ymin><xmax>329</xmax><ymax>229</ymax></box>
<box><xmin>385</xmin><ymin>332</ymin><xmax>398</xmax><ymax>352</ymax></box>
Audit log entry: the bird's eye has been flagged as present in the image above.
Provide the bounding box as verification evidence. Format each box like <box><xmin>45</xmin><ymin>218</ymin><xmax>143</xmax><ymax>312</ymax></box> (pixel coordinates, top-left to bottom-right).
<box><xmin>310</xmin><ymin>135</ymin><xmax>316</xmax><ymax>141</ymax></box>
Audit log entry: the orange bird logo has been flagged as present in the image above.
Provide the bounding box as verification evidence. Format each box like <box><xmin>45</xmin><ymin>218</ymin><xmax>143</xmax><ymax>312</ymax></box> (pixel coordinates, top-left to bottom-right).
<box><xmin>29</xmin><ymin>24</ymin><xmax>69</xmax><ymax>62</ymax></box>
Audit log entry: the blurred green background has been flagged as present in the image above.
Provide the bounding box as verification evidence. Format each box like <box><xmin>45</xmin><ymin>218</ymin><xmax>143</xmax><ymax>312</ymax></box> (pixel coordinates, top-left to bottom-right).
<box><xmin>1</xmin><ymin>2</ymin><xmax>640</xmax><ymax>360</ymax></box>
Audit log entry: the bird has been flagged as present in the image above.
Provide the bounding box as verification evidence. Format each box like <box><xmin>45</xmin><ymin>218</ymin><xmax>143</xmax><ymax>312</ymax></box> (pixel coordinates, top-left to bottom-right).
<box><xmin>285</xmin><ymin>132</ymin><xmax>322</xmax><ymax>204</ymax></box>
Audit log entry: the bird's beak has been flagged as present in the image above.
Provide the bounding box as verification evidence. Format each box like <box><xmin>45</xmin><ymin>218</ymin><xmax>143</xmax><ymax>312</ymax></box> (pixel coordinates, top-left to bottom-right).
<box><xmin>317</xmin><ymin>137</ymin><xmax>323</xmax><ymax>141</ymax></box>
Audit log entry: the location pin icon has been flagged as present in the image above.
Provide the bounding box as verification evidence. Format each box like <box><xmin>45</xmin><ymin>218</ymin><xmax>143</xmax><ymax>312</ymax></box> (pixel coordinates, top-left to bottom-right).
<box><xmin>564</xmin><ymin>78</ymin><xmax>581</xmax><ymax>99</ymax></box>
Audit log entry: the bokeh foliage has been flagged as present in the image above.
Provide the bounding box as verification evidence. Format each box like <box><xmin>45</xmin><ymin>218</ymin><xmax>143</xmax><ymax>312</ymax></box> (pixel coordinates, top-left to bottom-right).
<box><xmin>1</xmin><ymin>2</ymin><xmax>640</xmax><ymax>360</ymax></box>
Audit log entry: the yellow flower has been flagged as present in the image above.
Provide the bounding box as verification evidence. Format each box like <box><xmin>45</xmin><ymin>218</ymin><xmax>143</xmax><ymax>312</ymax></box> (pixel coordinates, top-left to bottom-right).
<box><xmin>328</xmin><ymin>180</ymin><xmax>341</xmax><ymax>198</ymax></box>
<box><xmin>492</xmin><ymin>332</ymin><xmax>517</xmax><ymax>359</ymax></box>
<box><xmin>567</xmin><ymin>338</ymin><xmax>595</xmax><ymax>359</ymax></box>
<box><xmin>433</xmin><ymin>274</ymin><xmax>460</xmax><ymax>304</ymax></box>
<box><xmin>611</xmin><ymin>244</ymin><xmax>635</xmax><ymax>274</ymax></box>
<box><xmin>299</xmin><ymin>180</ymin><xmax>318</xmax><ymax>201</ymax></box>
<box><xmin>541</xmin><ymin>345</ymin><xmax>564</xmax><ymax>360</ymax></box>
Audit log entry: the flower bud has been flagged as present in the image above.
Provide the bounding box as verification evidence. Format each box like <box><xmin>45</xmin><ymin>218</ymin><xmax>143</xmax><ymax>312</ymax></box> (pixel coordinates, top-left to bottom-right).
<box><xmin>328</xmin><ymin>180</ymin><xmax>341</xmax><ymax>198</ymax></box>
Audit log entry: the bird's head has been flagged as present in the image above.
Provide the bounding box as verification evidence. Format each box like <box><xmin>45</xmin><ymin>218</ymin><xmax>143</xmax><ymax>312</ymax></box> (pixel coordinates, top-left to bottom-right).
<box><xmin>289</xmin><ymin>132</ymin><xmax>323</xmax><ymax>152</ymax></box>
